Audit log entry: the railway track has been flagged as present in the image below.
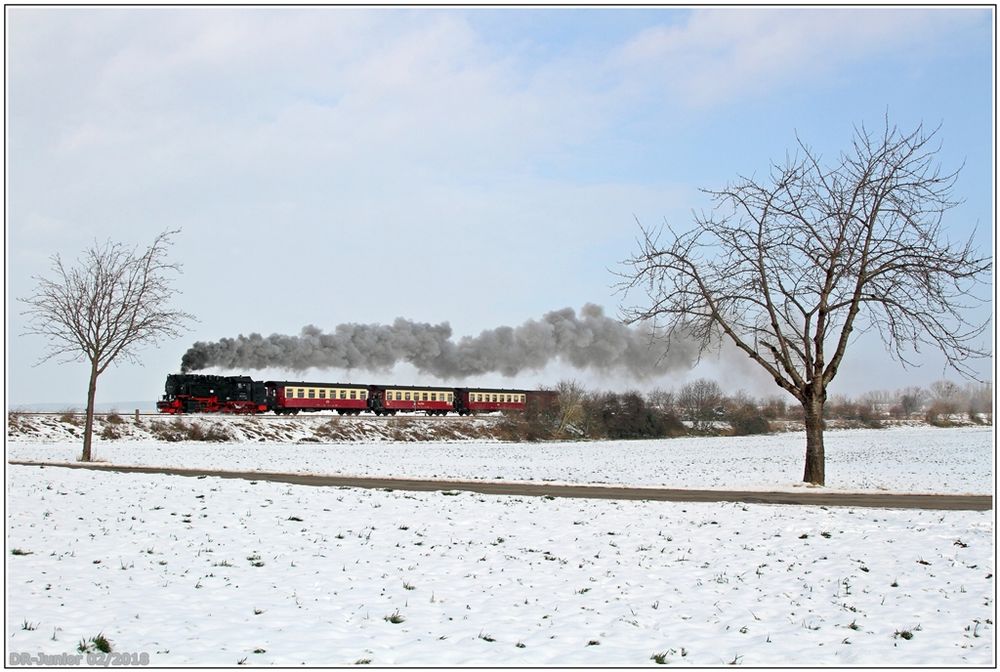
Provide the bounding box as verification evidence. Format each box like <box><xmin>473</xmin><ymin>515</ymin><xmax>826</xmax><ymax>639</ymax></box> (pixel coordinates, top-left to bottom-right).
<box><xmin>10</xmin><ymin>411</ymin><xmax>502</xmax><ymax>421</ymax></box>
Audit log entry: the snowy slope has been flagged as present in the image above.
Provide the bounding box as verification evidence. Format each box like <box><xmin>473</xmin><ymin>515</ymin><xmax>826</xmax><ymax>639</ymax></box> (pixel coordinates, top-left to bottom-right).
<box><xmin>5</xmin><ymin>426</ymin><xmax>994</xmax><ymax>666</ymax></box>
<box><xmin>5</xmin><ymin>466</ymin><xmax>993</xmax><ymax>667</ymax></box>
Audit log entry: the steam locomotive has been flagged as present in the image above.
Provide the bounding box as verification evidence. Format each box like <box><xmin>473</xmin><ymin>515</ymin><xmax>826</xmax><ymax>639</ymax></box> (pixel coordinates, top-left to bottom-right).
<box><xmin>156</xmin><ymin>374</ymin><xmax>552</xmax><ymax>416</ymax></box>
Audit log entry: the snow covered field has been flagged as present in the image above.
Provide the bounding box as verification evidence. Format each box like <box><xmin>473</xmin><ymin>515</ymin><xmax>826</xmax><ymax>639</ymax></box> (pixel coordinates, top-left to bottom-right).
<box><xmin>7</xmin><ymin>425</ymin><xmax>994</xmax><ymax>494</ymax></box>
<box><xmin>5</xmin><ymin>427</ymin><xmax>995</xmax><ymax>666</ymax></box>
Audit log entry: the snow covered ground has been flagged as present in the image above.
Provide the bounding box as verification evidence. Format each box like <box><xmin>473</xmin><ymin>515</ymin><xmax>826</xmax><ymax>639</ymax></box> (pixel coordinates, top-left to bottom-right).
<box><xmin>5</xmin><ymin>427</ymin><xmax>995</xmax><ymax>666</ymax></box>
<box><xmin>7</xmin><ymin>425</ymin><xmax>994</xmax><ymax>494</ymax></box>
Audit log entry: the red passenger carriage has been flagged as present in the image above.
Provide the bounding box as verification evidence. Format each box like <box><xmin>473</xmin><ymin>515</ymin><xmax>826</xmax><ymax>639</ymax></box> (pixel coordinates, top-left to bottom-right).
<box><xmin>266</xmin><ymin>381</ymin><xmax>369</xmax><ymax>415</ymax></box>
<box><xmin>455</xmin><ymin>388</ymin><xmax>528</xmax><ymax>415</ymax></box>
<box><xmin>372</xmin><ymin>385</ymin><xmax>455</xmax><ymax>416</ymax></box>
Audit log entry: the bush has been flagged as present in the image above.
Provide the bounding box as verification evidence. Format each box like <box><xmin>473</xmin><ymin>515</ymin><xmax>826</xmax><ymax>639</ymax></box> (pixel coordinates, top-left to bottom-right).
<box><xmin>728</xmin><ymin>406</ymin><xmax>771</xmax><ymax>435</ymax></box>
<box><xmin>925</xmin><ymin>401</ymin><xmax>959</xmax><ymax>427</ymax></box>
<box><xmin>99</xmin><ymin>423</ymin><xmax>124</xmax><ymax>440</ymax></box>
<box><xmin>59</xmin><ymin>411</ymin><xmax>81</xmax><ymax>425</ymax></box>
<box><xmin>148</xmin><ymin>419</ymin><xmax>231</xmax><ymax>442</ymax></box>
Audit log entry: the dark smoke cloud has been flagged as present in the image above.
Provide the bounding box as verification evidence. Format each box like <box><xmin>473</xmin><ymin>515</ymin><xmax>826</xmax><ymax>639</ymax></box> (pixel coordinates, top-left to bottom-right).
<box><xmin>180</xmin><ymin>304</ymin><xmax>697</xmax><ymax>380</ymax></box>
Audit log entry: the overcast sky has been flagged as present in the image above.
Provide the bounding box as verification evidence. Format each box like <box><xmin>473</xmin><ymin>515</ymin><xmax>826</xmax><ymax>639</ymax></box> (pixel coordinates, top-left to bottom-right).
<box><xmin>6</xmin><ymin>6</ymin><xmax>994</xmax><ymax>408</ymax></box>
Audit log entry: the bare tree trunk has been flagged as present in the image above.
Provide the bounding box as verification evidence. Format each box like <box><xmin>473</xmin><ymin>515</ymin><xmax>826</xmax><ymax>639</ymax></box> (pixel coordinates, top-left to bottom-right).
<box><xmin>802</xmin><ymin>396</ymin><xmax>825</xmax><ymax>485</ymax></box>
<box><xmin>82</xmin><ymin>362</ymin><xmax>98</xmax><ymax>462</ymax></box>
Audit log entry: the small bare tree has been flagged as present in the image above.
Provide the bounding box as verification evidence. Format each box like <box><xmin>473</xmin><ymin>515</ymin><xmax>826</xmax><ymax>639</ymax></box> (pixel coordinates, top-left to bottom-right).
<box><xmin>897</xmin><ymin>386</ymin><xmax>929</xmax><ymax>418</ymax></box>
<box><xmin>677</xmin><ymin>378</ymin><xmax>723</xmax><ymax>425</ymax></box>
<box><xmin>20</xmin><ymin>230</ymin><xmax>195</xmax><ymax>461</ymax></box>
<box><xmin>620</xmin><ymin>120</ymin><xmax>990</xmax><ymax>485</ymax></box>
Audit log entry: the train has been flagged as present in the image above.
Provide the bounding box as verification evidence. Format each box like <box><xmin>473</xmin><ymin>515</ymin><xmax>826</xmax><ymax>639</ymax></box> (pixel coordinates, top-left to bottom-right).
<box><xmin>156</xmin><ymin>374</ymin><xmax>555</xmax><ymax>416</ymax></box>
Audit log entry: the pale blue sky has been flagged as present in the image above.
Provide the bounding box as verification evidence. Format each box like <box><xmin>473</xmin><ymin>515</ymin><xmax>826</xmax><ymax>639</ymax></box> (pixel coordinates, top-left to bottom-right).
<box><xmin>6</xmin><ymin>6</ymin><xmax>994</xmax><ymax>407</ymax></box>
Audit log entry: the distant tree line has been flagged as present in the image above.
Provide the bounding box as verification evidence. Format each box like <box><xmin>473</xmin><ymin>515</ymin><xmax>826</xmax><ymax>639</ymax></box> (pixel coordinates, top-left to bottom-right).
<box><xmin>497</xmin><ymin>378</ymin><xmax>992</xmax><ymax>441</ymax></box>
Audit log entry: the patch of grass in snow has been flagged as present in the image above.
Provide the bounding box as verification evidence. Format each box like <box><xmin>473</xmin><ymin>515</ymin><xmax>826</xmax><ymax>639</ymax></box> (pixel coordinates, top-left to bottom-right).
<box><xmin>384</xmin><ymin>610</ymin><xmax>404</xmax><ymax>624</ymax></box>
<box><xmin>78</xmin><ymin>633</ymin><xmax>112</xmax><ymax>654</ymax></box>
<box><xmin>21</xmin><ymin>620</ymin><xmax>39</xmax><ymax>631</ymax></box>
<box><xmin>11</xmin><ymin>548</ymin><xmax>33</xmax><ymax>556</ymax></box>
<box><xmin>651</xmin><ymin>647</ymin><xmax>687</xmax><ymax>664</ymax></box>
<box><xmin>354</xmin><ymin>659</ymin><xmax>372</xmax><ymax>665</ymax></box>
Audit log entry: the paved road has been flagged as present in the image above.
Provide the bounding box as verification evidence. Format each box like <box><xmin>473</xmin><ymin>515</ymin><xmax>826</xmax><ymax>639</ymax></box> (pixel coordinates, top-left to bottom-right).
<box><xmin>8</xmin><ymin>460</ymin><xmax>993</xmax><ymax>511</ymax></box>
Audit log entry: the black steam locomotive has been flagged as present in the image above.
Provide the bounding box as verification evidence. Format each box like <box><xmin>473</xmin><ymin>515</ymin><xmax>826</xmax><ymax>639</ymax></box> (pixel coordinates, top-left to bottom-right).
<box><xmin>157</xmin><ymin>374</ymin><xmax>554</xmax><ymax>416</ymax></box>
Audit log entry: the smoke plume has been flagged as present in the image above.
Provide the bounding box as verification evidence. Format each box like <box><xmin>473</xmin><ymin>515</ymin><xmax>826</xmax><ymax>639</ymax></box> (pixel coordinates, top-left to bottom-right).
<box><xmin>180</xmin><ymin>304</ymin><xmax>697</xmax><ymax>380</ymax></box>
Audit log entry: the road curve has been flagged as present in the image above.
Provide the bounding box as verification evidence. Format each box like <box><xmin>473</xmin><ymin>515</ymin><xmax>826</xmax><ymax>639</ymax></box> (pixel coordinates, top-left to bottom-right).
<box><xmin>8</xmin><ymin>460</ymin><xmax>993</xmax><ymax>511</ymax></box>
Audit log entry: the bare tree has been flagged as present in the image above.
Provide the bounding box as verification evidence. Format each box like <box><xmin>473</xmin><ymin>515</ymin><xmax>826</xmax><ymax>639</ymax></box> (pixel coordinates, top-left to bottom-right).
<box><xmin>646</xmin><ymin>387</ymin><xmax>676</xmax><ymax>413</ymax></box>
<box><xmin>897</xmin><ymin>386</ymin><xmax>929</xmax><ymax>418</ymax></box>
<box><xmin>964</xmin><ymin>381</ymin><xmax>993</xmax><ymax>421</ymax></box>
<box><xmin>553</xmin><ymin>379</ymin><xmax>587</xmax><ymax>436</ymax></box>
<box><xmin>929</xmin><ymin>380</ymin><xmax>963</xmax><ymax>412</ymax></box>
<box><xmin>620</xmin><ymin>120</ymin><xmax>990</xmax><ymax>485</ymax></box>
<box><xmin>677</xmin><ymin>378</ymin><xmax>723</xmax><ymax>425</ymax></box>
<box><xmin>20</xmin><ymin>230</ymin><xmax>195</xmax><ymax>461</ymax></box>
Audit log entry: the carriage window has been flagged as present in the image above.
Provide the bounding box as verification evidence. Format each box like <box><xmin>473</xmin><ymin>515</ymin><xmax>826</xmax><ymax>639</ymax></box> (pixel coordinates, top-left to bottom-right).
<box><xmin>361</xmin><ymin>391</ymin><xmax>367</xmax><ymax>400</ymax></box>
<box><xmin>350</xmin><ymin>390</ymin><xmax>356</xmax><ymax>399</ymax></box>
<box><xmin>448</xmin><ymin>393</ymin><xmax>453</xmax><ymax>402</ymax></box>
<box><xmin>430</xmin><ymin>392</ymin><xmax>437</xmax><ymax>401</ymax></box>
<box><xmin>422</xmin><ymin>392</ymin><xmax>428</xmax><ymax>401</ymax></box>
<box><xmin>308</xmin><ymin>389</ymin><xmax>315</xmax><ymax>398</ymax></box>
<box><xmin>319</xmin><ymin>389</ymin><xmax>326</xmax><ymax>399</ymax></box>
<box><xmin>405</xmin><ymin>392</ymin><xmax>411</xmax><ymax>401</ymax></box>
<box><xmin>492</xmin><ymin>395</ymin><xmax>497</xmax><ymax>402</ymax></box>
<box><xmin>338</xmin><ymin>390</ymin><xmax>345</xmax><ymax>399</ymax></box>
<box><xmin>297</xmin><ymin>389</ymin><xmax>305</xmax><ymax>398</ymax></box>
